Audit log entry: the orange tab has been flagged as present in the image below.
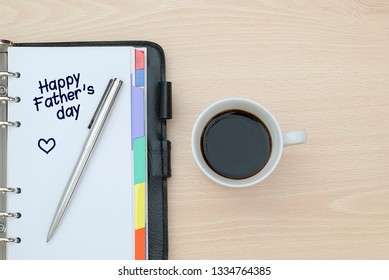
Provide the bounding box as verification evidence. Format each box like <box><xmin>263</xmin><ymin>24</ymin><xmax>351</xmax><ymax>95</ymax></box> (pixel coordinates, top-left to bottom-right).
<box><xmin>135</xmin><ymin>227</ymin><xmax>146</xmax><ymax>260</ymax></box>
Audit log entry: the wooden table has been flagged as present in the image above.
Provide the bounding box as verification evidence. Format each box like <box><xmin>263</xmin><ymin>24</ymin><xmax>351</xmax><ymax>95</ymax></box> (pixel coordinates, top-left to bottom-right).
<box><xmin>2</xmin><ymin>0</ymin><xmax>388</xmax><ymax>259</ymax></box>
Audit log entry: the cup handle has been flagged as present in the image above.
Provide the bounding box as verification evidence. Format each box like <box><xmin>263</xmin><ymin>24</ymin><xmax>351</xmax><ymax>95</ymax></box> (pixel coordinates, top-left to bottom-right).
<box><xmin>282</xmin><ymin>130</ymin><xmax>307</xmax><ymax>147</ymax></box>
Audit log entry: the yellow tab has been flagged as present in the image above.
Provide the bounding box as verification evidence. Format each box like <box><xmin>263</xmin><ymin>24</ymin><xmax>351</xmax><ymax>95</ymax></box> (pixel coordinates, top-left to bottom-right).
<box><xmin>134</xmin><ymin>182</ymin><xmax>145</xmax><ymax>230</ymax></box>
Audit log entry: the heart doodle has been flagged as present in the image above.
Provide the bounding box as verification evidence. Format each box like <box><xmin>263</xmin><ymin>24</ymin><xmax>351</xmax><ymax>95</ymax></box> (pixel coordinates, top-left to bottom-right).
<box><xmin>38</xmin><ymin>138</ymin><xmax>56</xmax><ymax>154</ymax></box>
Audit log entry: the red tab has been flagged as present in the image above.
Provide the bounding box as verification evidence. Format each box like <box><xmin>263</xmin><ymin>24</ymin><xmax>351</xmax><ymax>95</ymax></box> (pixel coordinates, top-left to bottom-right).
<box><xmin>135</xmin><ymin>50</ymin><xmax>144</xmax><ymax>70</ymax></box>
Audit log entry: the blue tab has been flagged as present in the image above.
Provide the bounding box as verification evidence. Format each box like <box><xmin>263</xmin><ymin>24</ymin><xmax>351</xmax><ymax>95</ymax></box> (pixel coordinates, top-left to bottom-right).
<box><xmin>135</xmin><ymin>69</ymin><xmax>144</xmax><ymax>87</ymax></box>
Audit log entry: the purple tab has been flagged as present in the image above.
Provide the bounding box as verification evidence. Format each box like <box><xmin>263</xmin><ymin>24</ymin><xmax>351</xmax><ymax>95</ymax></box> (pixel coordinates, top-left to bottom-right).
<box><xmin>131</xmin><ymin>86</ymin><xmax>144</xmax><ymax>142</ymax></box>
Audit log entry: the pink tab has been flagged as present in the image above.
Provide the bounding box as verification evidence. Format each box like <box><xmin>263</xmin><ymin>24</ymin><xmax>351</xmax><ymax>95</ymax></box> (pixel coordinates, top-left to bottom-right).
<box><xmin>135</xmin><ymin>50</ymin><xmax>144</xmax><ymax>70</ymax></box>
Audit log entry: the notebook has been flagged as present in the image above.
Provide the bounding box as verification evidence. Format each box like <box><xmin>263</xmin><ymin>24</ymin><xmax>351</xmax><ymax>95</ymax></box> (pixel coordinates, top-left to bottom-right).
<box><xmin>0</xmin><ymin>40</ymin><xmax>171</xmax><ymax>260</ymax></box>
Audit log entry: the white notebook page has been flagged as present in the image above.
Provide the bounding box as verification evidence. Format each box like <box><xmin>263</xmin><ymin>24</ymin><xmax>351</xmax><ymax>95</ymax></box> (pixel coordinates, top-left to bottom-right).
<box><xmin>7</xmin><ymin>47</ymin><xmax>134</xmax><ymax>259</ymax></box>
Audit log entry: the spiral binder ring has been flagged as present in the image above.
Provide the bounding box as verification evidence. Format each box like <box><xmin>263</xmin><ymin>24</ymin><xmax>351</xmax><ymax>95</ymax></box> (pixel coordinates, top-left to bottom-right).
<box><xmin>0</xmin><ymin>237</ymin><xmax>21</xmax><ymax>243</ymax></box>
<box><xmin>0</xmin><ymin>212</ymin><xmax>21</xmax><ymax>218</ymax></box>
<box><xmin>0</xmin><ymin>96</ymin><xmax>21</xmax><ymax>103</ymax></box>
<box><xmin>0</xmin><ymin>121</ymin><xmax>20</xmax><ymax>128</ymax></box>
<box><xmin>0</xmin><ymin>71</ymin><xmax>20</xmax><ymax>78</ymax></box>
<box><xmin>0</xmin><ymin>187</ymin><xmax>21</xmax><ymax>193</ymax></box>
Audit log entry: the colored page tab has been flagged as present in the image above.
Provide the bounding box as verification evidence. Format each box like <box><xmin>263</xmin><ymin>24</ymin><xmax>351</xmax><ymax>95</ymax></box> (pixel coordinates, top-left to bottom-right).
<box><xmin>131</xmin><ymin>86</ymin><xmax>145</xmax><ymax>141</ymax></box>
<box><xmin>134</xmin><ymin>182</ymin><xmax>145</xmax><ymax>230</ymax></box>
<box><xmin>135</xmin><ymin>50</ymin><xmax>145</xmax><ymax>70</ymax></box>
<box><xmin>135</xmin><ymin>227</ymin><xmax>146</xmax><ymax>260</ymax></box>
<box><xmin>135</xmin><ymin>69</ymin><xmax>144</xmax><ymax>87</ymax></box>
<box><xmin>134</xmin><ymin>136</ymin><xmax>146</xmax><ymax>184</ymax></box>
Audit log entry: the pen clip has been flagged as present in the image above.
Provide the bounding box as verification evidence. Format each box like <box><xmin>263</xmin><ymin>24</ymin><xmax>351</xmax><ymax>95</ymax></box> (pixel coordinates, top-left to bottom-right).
<box><xmin>88</xmin><ymin>79</ymin><xmax>114</xmax><ymax>129</ymax></box>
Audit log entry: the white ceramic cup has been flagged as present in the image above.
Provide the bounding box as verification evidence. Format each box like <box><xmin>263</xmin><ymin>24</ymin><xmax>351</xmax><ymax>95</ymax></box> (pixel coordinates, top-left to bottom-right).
<box><xmin>192</xmin><ymin>98</ymin><xmax>307</xmax><ymax>187</ymax></box>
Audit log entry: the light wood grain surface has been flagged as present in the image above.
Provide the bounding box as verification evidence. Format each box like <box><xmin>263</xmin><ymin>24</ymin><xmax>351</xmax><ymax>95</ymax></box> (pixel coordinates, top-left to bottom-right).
<box><xmin>1</xmin><ymin>0</ymin><xmax>389</xmax><ymax>259</ymax></box>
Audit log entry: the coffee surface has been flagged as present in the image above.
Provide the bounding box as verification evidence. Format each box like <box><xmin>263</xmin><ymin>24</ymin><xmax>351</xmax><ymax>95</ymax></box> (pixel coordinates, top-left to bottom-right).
<box><xmin>201</xmin><ymin>110</ymin><xmax>272</xmax><ymax>179</ymax></box>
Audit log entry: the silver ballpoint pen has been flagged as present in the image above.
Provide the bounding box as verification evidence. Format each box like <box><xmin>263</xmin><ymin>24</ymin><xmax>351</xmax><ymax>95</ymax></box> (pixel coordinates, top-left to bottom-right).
<box><xmin>47</xmin><ymin>78</ymin><xmax>123</xmax><ymax>242</ymax></box>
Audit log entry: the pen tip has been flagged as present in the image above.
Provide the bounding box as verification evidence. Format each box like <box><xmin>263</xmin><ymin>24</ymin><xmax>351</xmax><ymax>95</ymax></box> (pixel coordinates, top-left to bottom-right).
<box><xmin>47</xmin><ymin>231</ymin><xmax>53</xmax><ymax>243</ymax></box>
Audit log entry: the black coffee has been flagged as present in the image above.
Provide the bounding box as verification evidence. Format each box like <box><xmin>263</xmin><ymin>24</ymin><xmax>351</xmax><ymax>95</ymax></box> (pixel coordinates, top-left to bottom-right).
<box><xmin>201</xmin><ymin>110</ymin><xmax>272</xmax><ymax>179</ymax></box>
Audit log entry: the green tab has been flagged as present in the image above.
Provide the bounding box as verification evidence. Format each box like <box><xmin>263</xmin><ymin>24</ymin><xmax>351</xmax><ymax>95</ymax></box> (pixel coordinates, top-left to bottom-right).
<box><xmin>134</xmin><ymin>137</ymin><xmax>146</xmax><ymax>184</ymax></box>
